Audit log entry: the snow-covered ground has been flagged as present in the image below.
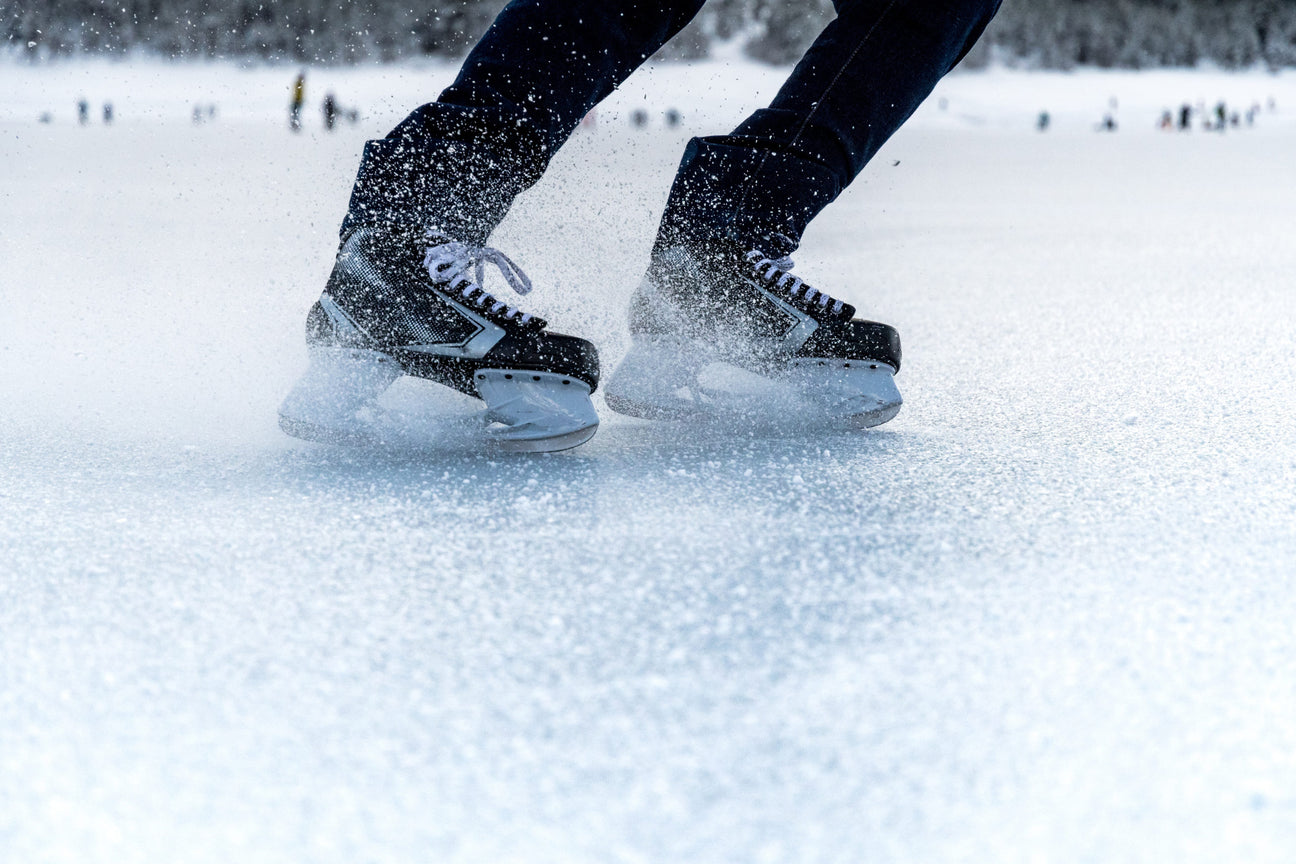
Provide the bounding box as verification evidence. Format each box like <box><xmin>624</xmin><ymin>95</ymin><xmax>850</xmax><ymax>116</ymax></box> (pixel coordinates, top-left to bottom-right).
<box><xmin>3</xmin><ymin>57</ymin><xmax>1296</xmax><ymax>863</ymax></box>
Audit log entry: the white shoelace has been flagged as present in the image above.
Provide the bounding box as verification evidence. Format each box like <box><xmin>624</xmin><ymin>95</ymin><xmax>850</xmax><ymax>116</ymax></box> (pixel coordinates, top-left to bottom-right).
<box><xmin>745</xmin><ymin>250</ymin><xmax>846</xmax><ymax>316</ymax></box>
<box><xmin>423</xmin><ymin>232</ymin><xmax>536</xmax><ymax>324</ymax></box>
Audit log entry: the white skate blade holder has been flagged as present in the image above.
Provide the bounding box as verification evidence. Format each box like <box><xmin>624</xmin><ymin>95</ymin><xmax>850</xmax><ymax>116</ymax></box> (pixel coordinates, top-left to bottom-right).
<box><xmin>473</xmin><ymin>369</ymin><xmax>599</xmax><ymax>452</ymax></box>
<box><xmin>279</xmin><ymin>346</ymin><xmax>598</xmax><ymax>453</ymax></box>
<box><xmin>606</xmin><ymin>335</ymin><xmax>901</xmax><ymax>429</ymax></box>
<box><xmin>784</xmin><ymin>357</ymin><xmax>902</xmax><ymax>428</ymax></box>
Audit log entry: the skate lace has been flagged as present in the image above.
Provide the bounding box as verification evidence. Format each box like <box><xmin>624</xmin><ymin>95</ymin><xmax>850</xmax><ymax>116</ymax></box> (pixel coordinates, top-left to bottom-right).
<box><xmin>746</xmin><ymin>250</ymin><xmax>849</xmax><ymax>318</ymax></box>
<box><xmin>423</xmin><ymin>232</ymin><xmax>541</xmax><ymax>326</ymax></box>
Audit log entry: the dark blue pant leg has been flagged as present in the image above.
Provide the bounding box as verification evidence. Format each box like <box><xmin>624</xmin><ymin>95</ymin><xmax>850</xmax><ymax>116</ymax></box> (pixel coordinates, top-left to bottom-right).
<box><xmin>342</xmin><ymin>0</ymin><xmax>704</xmax><ymax>244</ymax></box>
<box><xmin>656</xmin><ymin>0</ymin><xmax>1003</xmax><ymax>257</ymax></box>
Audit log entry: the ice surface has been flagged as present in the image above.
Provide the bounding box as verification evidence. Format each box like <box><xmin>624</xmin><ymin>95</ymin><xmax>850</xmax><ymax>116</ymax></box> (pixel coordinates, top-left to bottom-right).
<box><xmin>3</xmin><ymin>59</ymin><xmax>1296</xmax><ymax>863</ymax></box>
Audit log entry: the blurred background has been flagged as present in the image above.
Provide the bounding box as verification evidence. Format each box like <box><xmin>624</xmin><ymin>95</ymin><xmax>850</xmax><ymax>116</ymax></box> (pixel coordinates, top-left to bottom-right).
<box><xmin>5</xmin><ymin>0</ymin><xmax>1296</xmax><ymax>70</ymax></box>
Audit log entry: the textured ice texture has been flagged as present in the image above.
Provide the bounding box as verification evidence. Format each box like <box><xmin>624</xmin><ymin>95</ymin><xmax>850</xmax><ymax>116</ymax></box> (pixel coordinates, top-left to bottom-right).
<box><xmin>3</xmin><ymin>61</ymin><xmax>1296</xmax><ymax>863</ymax></box>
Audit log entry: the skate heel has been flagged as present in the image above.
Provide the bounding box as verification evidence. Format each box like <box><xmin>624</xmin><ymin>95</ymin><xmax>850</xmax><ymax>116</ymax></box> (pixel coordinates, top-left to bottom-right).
<box><xmin>473</xmin><ymin>369</ymin><xmax>599</xmax><ymax>453</ymax></box>
<box><xmin>785</xmin><ymin>358</ymin><xmax>902</xmax><ymax>428</ymax></box>
<box><xmin>279</xmin><ymin>346</ymin><xmax>403</xmax><ymax>444</ymax></box>
<box><xmin>605</xmin><ymin>335</ymin><xmax>711</xmax><ymax>420</ymax></box>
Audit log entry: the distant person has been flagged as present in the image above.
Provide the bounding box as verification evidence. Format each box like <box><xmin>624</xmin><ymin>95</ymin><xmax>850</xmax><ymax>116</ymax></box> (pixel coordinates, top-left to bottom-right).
<box><xmin>280</xmin><ymin>0</ymin><xmax>1003</xmax><ymax>452</ymax></box>
<box><xmin>1178</xmin><ymin>104</ymin><xmax>1192</xmax><ymax>131</ymax></box>
<box><xmin>77</xmin><ymin>98</ymin><xmax>89</xmax><ymax>126</ymax></box>
<box><xmin>1037</xmin><ymin>110</ymin><xmax>1050</xmax><ymax>132</ymax></box>
<box><xmin>323</xmin><ymin>92</ymin><xmax>338</xmax><ymax>131</ymax></box>
<box><xmin>102</xmin><ymin>102</ymin><xmax>113</xmax><ymax>125</ymax></box>
<box><xmin>1158</xmin><ymin>110</ymin><xmax>1172</xmax><ymax>131</ymax></box>
<box><xmin>289</xmin><ymin>71</ymin><xmax>306</xmax><ymax>132</ymax></box>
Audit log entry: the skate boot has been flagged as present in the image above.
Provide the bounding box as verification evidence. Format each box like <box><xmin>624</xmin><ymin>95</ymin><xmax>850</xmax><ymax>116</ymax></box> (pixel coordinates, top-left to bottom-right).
<box><xmin>605</xmin><ymin>239</ymin><xmax>901</xmax><ymax>428</ymax></box>
<box><xmin>279</xmin><ymin>226</ymin><xmax>600</xmax><ymax>452</ymax></box>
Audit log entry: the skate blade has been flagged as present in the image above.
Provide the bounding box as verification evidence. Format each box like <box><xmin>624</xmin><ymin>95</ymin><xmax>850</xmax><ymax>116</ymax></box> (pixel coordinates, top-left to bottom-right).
<box><xmin>785</xmin><ymin>358</ymin><xmax>903</xmax><ymax>429</ymax></box>
<box><xmin>279</xmin><ymin>346</ymin><xmax>404</xmax><ymax>442</ymax></box>
<box><xmin>604</xmin><ymin>335</ymin><xmax>707</xmax><ymax>421</ymax></box>
<box><xmin>280</xmin><ymin>348</ymin><xmax>598</xmax><ymax>453</ymax></box>
<box><xmin>474</xmin><ymin>369</ymin><xmax>599</xmax><ymax>453</ymax></box>
<box><xmin>606</xmin><ymin>337</ymin><xmax>901</xmax><ymax>429</ymax></box>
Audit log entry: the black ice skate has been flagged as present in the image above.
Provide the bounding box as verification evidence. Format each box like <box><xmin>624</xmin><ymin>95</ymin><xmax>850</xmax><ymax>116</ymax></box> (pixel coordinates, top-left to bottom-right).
<box><xmin>605</xmin><ymin>240</ymin><xmax>901</xmax><ymax>428</ymax></box>
<box><xmin>280</xmin><ymin>226</ymin><xmax>600</xmax><ymax>452</ymax></box>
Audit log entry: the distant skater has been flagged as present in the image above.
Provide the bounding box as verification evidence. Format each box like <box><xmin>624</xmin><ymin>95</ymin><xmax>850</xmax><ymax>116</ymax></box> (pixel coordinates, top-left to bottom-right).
<box><xmin>323</xmin><ymin>92</ymin><xmax>337</xmax><ymax>131</ymax></box>
<box><xmin>289</xmin><ymin>71</ymin><xmax>306</xmax><ymax>132</ymax></box>
<box><xmin>281</xmin><ymin>0</ymin><xmax>1003</xmax><ymax>452</ymax></box>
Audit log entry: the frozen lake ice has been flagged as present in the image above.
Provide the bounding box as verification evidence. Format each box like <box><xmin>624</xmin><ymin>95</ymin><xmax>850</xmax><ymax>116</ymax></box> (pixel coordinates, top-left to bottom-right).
<box><xmin>3</xmin><ymin>59</ymin><xmax>1296</xmax><ymax>862</ymax></box>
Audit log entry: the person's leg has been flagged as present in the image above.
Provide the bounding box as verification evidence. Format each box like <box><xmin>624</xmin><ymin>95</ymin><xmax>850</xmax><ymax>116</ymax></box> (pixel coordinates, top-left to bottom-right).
<box><xmin>607</xmin><ymin>0</ymin><xmax>1003</xmax><ymax>427</ymax></box>
<box><xmin>656</xmin><ymin>0</ymin><xmax>1003</xmax><ymax>258</ymax></box>
<box><xmin>342</xmin><ymin>0</ymin><xmax>705</xmax><ymax>244</ymax></box>
<box><xmin>285</xmin><ymin>1</ymin><xmax>706</xmax><ymax>452</ymax></box>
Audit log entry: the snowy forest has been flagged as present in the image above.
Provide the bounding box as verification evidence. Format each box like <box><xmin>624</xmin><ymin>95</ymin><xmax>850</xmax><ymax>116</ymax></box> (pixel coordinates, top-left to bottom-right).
<box><xmin>4</xmin><ymin>0</ymin><xmax>1296</xmax><ymax>69</ymax></box>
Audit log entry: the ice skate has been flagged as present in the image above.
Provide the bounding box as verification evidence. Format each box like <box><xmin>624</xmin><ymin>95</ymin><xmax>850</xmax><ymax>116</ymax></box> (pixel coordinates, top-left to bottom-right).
<box><xmin>605</xmin><ymin>240</ymin><xmax>901</xmax><ymax>428</ymax></box>
<box><xmin>280</xmin><ymin>226</ymin><xmax>600</xmax><ymax>452</ymax></box>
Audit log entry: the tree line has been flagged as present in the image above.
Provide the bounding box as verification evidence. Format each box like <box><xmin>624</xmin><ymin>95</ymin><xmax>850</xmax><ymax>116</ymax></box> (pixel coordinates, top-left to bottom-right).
<box><xmin>4</xmin><ymin>0</ymin><xmax>1296</xmax><ymax>70</ymax></box>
